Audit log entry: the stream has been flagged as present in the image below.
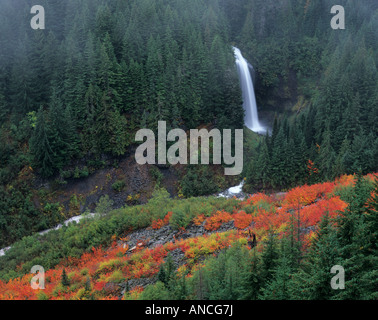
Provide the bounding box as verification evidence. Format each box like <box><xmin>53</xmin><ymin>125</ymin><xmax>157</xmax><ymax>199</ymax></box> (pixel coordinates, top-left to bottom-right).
<box><xmin>0</xmin><ymin>182</ymin><xmax>246</xmax><ymax>257</ymax></box>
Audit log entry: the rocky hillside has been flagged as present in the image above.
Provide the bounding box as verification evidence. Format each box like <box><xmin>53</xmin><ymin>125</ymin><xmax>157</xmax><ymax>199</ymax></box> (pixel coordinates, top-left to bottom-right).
<box><xmin>2</xmin><ymin>173</ymin><xmax>375</xmax><ymax>300</ymax></box>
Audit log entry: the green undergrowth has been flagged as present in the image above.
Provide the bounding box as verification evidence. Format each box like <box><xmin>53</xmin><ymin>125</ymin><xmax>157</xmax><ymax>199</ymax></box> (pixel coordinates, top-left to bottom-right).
<box><xmin>0</xmin><ymin>188</ymin><xmax>240</xmax><ymax>281</ymax></box>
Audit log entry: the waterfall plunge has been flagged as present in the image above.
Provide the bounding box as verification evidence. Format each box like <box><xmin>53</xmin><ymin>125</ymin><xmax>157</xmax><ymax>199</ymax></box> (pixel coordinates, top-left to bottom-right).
<box><xmin>233</xmin><ymin>47</ymin><xmax>265</xmax><ymax>134</ymax></box>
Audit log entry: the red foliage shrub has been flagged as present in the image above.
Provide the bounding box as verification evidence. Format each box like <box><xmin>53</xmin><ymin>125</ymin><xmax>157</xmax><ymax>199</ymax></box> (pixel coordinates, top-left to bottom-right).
<box><xmin>282</xmin><ymin>182</ymin><xmax>335</xmax><ymax>210</ymax></box>
<box><xmin>204</xmin><ymin>211</ymin><xmax>232</xmax><ymax>231</ymax></box>
<box><xmin>233</xmin><ymin>211</ymin><xmax>253</xmax><ymax>229</ymax></box>
<box><xmin>151</xmin><ymin>211</ymin><xmax>173</xmax><ymax>229</ymax></box>
<box><xmin>193</xmin><ymin>214</ymin><xmax>206</xmax><ymax>226</ymax></box>
<box><xmin>300</xmin><ymin>197</ymin><xmax>348</xmax><ymax>227</ymax></box>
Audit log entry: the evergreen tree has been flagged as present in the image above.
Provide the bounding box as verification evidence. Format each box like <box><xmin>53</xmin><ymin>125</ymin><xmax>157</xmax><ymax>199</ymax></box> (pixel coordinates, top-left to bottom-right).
<box><xmin>61</xmin><ymin>268</ymin><xmax>70</xmax><ymax>287</ymax></box>
<box><xmin>270</xmin><ymin>127</ymin><xmax>288</xmax><ymax>189</ymax></box>
<box><xmin>29</xmin><ymin>107</ymin><xmax>55</xmax><ymax>177</ymax></box>
<box><xmin>337</xmin><ymin>172</ymin><xmax>373</xmax><ymax>247</ymax></box>
<box><xmin>247</xmin><ymin>249</ymin><xmax>263</xmax><ymax>300</ymax></box>
<box><xmin>259</xmin><ymin>241</ymin><xmax>294</xmax><ymax>300</ymax></box>
<box><xmin>260</xmin><ymin>231</ymin><xmax>279</xmax><ymax>285</ymax></box>
<box><xmin>334</xmin><ymin>173</ymin><xmax>377</xmax><ymax>299</ymax></box>
<box><xmin>318</xmin><ymin>124</ymin><xmax>336</xmax><ymax>181</ymax></box>
<box><xmin>290</xmin><ymin>212</ymin><xmax>340</xmax><ymax>300</ymax></box>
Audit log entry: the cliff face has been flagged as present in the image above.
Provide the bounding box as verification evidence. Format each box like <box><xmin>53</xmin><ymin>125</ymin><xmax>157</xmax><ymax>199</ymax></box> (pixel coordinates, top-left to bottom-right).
<box><xmin>258</xmin><ymin>68</ymin><xmax>298</xmax><ymax>109</ymax></box>
<box><xmin>31</xmin><ymin>147</ymin><xmax>240</xmax><ymax>217</ymax></box>
<box><xmin>253</xmin><ymin>67</ymin><xmax>299</xmax><ymax>128</ymax></box>
<box><xmin>32</xmin><ymin>151</ymin><xmax>178</xmax><ymax>215</ymax></box>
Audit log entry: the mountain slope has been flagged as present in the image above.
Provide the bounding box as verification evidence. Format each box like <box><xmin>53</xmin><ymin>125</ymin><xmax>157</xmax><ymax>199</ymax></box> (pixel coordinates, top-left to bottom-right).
<box><xmin>0</xmin><ymin>173</ymin><xmax>376</xmax><ymax>300</ymax></box>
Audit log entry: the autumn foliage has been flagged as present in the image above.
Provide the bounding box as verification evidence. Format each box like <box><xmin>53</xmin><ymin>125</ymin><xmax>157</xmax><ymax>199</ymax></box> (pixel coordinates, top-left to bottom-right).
<box><xmin>151</xmin><ymin>212</ymin><xmax>173</xmax><ymax>230</ymax></box>
<box><xmin>0</xmin><ymin>173</ymin><xmax>370</xmax><ymax>300</ymax></box>
<box><xmin>233</xmin><ymin>211</ymin><xmax>253</xmax><ymax>229</ymax></box>
<box><xmin>204</xmin><ymin>211</ymin><xmax>232</xmax><ymax>231</ymax></box>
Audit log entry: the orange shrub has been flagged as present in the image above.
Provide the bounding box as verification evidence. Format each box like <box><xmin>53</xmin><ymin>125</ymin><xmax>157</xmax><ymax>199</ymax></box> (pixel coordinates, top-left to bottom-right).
<box><xmin>300</xmin><ymin>196</ymin><xmax>348</xmax><ymax>227</ymax></box>
<box><xmin>151</xmin><ymin>211</ymin><xmax>173</xmax><ymax>229</ymax></box>
<box><xmin>243</xmin><ymin>193</ymin><xmax>272</xmax><ymax>206</ymax></box>
<box><xmin>151</xmin><ymin>219</ymin><xmax>165</xmax><ymax>230</ymax></box>
<box><xmin>233</xmin><ymin>211</ymin><xmax>253</xmax><ymax>229</ymax></box>
<box><xmin>204</xmin><ymin>210</ymin><xmax>232</xmax><ymax>231</ymax></box>
<box><xmin>282</xmin><ymin>182</ymin><xmax>335</xmax><ymax>210</ymax></box>
<box><xmin>365</xmin><ymin>173</ymin><xmax>378</xmax><ymax>183</ymax></box>
<box><xmin>193</xmin><ymin>214</ymin><xmax>206</xmax><ymax>226</ymax></box>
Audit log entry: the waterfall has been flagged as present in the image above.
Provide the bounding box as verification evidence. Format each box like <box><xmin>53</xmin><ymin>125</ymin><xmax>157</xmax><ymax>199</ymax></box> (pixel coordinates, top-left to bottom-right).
<box><xmin>217</xmin><ymin>181</ymin><xmax>245</xmax><ymax>199</ymax></box>
<box><xmin>233</xmin><ymin>47</ymin><xmax>265</xmax><ymax>133</ymax></box>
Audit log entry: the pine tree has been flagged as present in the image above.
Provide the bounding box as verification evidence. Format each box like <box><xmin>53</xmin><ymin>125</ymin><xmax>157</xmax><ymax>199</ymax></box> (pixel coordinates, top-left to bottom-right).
<box><xmin>270</xmin><ymin>127</ymin><xmax>288</xmax><ymax>189</ymax></box>
<box><xmin>247</xmin><ymin>249</ymin><xmax>263</xmax><ymax>300</ymax></box>
<box><xmin>158</xmin><ymin>253</ymin><xmax>177</xmax><ymax>291</ymax></box>
<box><xmin>223</xmin><ymin>243</ymin><xmax>252</xmax><ymax>300</ymax></box>
<box><xmin>334</xmin><ymin>173</ymin><xmax>377</xmax><ymax>299</ymax></box>
<box><xmin>198</xmin><ymin>251</ymin><xmax>226</xmax><ymax>300</ymax></box>
<box><xmin>158</xmin><ymin>263</ymin><xmax>167</xmax><ymax>285</ymax></box>
<box><xmin>260</xmin><ymin>230</ymin><xmax>279</xmax><ymax>285</ymax></box>
<box><xmin>194</xmin><ymin>267</ymin><xmax>208</xmax><ymax>300</ymax></box>
<box><xmin>29</xmin><ymin>107</ymin><xmax>55</xmax><ymax>177</ymax></box>
<box><xmin>361</xmin><ymin>176</ymin><xmax>378</xmax><ymax>299</ymax></box>
<box><xmin>0</xmin><ymin>93</ymin><xmax>6</xmax><ymax>123</ymax></box>
<box><xmin>177</xmin><ymin>273</ymin><xmax>188</xmax><ymax>300</ymax></box>
<box><xmin>290</xmin><ymin>211</ymin><xmax>340</xmax><ymax>300</ymax></box>
<box><xmin>49</xmin><ymin>88</ymin><xmax>72</xmax><ymax>170</ymax></box>
<box><xmin>259</xmin><ymin>240</ymin><xmax>294</xmax><ymax>300</ymax></box>
<box><xmin>10</xmin><ymin>39</ymin><xmax>34</xmax><ymax>114</ymax></box>
<box><xmin>333</xmin><ymin>136</ymin><xmax>351</xmax><ymax>176</ymax></box>
<box><xmin>337</xmin><ymin>172</ymin><xmax>372</xmax><ymax>247</ymax></box>
<box><xmin>318</xmin><ymin>124</ymin><xmax>336</xmax><ymax>181</ymax></box>
<box><xmin>28</xmin><ymin>30</ymin><xmax>50</xmax><ymax>106</ymax></box>
<box><xmin>61</xmin><ymin>268</ymin><xmax>69</xmax><ymax>287</ymax></box>
<box><xmin>248</xmin><ymin>139</ymin><xmax>271</xmax><ymax>189</ymax></box>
